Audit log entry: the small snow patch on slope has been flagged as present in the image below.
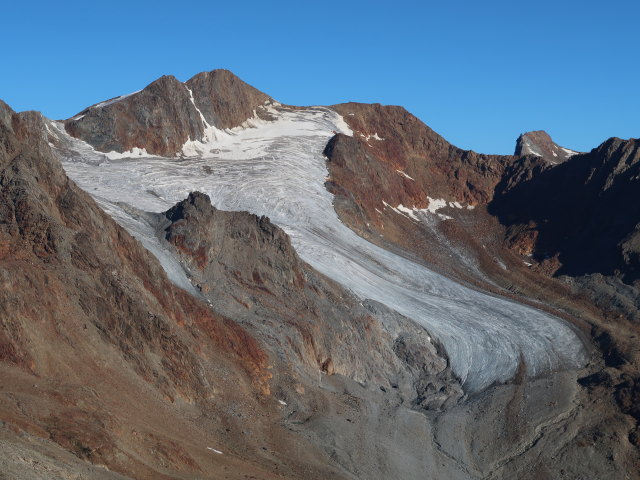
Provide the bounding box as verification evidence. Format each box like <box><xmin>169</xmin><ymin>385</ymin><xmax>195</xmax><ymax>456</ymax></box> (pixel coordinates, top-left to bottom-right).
<box><xmin>383</xmin><ymin>201</ymin><xmax>418</xmax><ymax>220</ymax></box>
<box><xmin>105</xmin><ymin>147</ymin><xmax>160</xmax><ymax>160</ymax></box>
<box><xmin>561</xmin><ymin>147</ymin><xmax>578</xmax><ymax>156</ymax></box>
<box><xmin>396</xmin><ymin>170</ymin><xmax>414</xmax><ymax>180</ymax></box>
<box><xmin>93</xmin><ymin>90</ymin><xmax>142</xmax><ymax>109</ymax></box>
<box><xmin>360</xmin><ymin>132</ymin><xmax>384</xmax><ymax>141</ymax></box>
<box><xmin>185</xmin><ymin>85</ymin><xmax>210</xmax><ymax>131</ymax></box>
<box><xmin>383</xmin><ymin>197</ymin><xmax>475</xmax><ymax>222</ymax></box>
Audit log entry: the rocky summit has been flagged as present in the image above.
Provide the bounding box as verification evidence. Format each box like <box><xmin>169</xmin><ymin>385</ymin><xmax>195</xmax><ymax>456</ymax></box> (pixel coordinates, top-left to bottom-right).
<box><xmin>0</xmin><ymin>70</ymin><xmax>639</xmax><ymax>480</ymax></box>
<box><xmin>514</xmin><ymin>130</ymin><xmax>580</xmax><ymax>164</ymax></box>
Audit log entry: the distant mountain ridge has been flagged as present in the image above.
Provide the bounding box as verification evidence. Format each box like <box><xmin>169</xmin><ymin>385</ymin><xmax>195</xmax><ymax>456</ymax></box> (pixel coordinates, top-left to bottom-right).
<box><xmin>515</xmin><ymin>130</ymin><xmax>579</xmax><ymax>164</ymax></box>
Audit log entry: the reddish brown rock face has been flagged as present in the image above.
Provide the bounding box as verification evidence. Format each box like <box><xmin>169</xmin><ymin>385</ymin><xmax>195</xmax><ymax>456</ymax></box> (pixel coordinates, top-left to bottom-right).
<box><xmin>327</xmin><ymin>102</ymin><xmax>640</xmax><ymax>319</ymax></box>
<box><xmin>331</xmin><ymin>102</ymin><xmax>520</xmax><ymax>207</ymax></box>
<box><xmin>64</xmin><ymin>69</ymin><xmax>273</xmax><ymax>156</ymax></box>
<box><xmin>185</xmin><ymin>69</ymin><xmax>272</xmax><ymax>129</ymax></box>
<box><xmin>64</xmin><ymin>75</ymin><xmax>205</xmax><ymax>156</ymax></box>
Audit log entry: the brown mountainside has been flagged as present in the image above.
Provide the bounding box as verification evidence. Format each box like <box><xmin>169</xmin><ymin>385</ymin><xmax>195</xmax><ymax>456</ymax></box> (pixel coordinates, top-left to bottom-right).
<box><xmin>0</xmin><ymin>100</ymin><xmax>340</xmax><ymax>479</ymax></box>
<box><xmin>64</xmin><ymin>69</ymin><xmax>273</xmax><ymax>156</ymax></box>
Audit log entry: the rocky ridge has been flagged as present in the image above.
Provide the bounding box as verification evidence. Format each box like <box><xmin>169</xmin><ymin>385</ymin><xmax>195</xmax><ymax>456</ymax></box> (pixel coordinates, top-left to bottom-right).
<box><xmin>156</xmin><ymin>191</ymin><xmax>463</xmax><ymax>411</ymax></box>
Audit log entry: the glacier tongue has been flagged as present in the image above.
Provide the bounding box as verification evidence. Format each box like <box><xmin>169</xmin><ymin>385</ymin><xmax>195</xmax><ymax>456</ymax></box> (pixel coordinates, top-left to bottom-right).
<box><xmin>54</xmin><ymin>106</ymin><xmax>587</xmax><ymax>393</ymax></box>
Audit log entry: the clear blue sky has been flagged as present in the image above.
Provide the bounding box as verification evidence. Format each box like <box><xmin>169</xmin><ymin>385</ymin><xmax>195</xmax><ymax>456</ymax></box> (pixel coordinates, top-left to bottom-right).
<box><xmin>2</xmin><ymin>0</ymin><xmax>638</xmax><ymax>154</ymax></box>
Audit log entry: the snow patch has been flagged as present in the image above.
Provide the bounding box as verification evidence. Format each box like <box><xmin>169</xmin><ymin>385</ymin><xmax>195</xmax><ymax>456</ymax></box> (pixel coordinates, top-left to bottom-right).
<box><xmin>383</xmin><ymin>201</ymin><xmax>413</xmax><ymax>220</ymax></box>
<box><xmin>105</xmin><ymin>147</ymin><xmax>159</xmax><ymax>160</ymax></box>
<box><xmin>360</xmin><ymin>132</ymin><xmax>384</xmax><ymax>142</ymax></box>
<box><xmin>185</xmin><ymin>85</ymin><xmax>209</xmax><ymax>129</ymax></box>
<box><xmin>93</xmin><ymin>90</ymin><xmax>141</xmax><ymax>109</ymax></box>
<box><xmin>426</xmin><ymin>197</ymin><xmax>478</xmax><ymax>219</ymax></box>
<box><xmin>426</xmin><ymin>197</ymin><xmax>449</xmax><ymax>214</ymax></box>
<box><xmin>396</xmin><ymin>169</ymin><xmax>414</xmax><ymax>181</ymax></box>
<box><xmin>384</xmin><ymin>201</ymin><xmax>452</xmax><ymax>222</ymax></box>
<box><xmin>528</xmin><ymin>149</ymin><xmax>543</xmax><ymax>157</ymax></box>
<box><xmin>384</xmin><ymin>197</ymin><xmax>477</xmax><ymax>222</ymax></box>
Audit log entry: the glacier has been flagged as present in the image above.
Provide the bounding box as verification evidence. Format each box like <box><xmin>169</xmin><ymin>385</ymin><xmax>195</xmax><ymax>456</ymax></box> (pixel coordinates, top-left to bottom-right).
<box><xmin>50</xmin><ymin>106</ymin><xmax>587</xmax><ymax>393</ymax></box>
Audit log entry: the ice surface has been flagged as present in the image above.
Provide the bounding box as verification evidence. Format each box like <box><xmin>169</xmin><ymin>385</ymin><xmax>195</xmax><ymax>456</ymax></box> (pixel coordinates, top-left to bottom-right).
<box><xmin>52</xmin><ymin>107</ymin><xmax>587</xmax><ymax>392</ymax></box>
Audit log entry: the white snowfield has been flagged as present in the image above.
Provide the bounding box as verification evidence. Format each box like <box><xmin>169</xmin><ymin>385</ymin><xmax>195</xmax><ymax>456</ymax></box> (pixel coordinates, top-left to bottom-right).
<box><xmin>52</xmin><ymin>107</ymin><xmax>586</xmax><ymax>393</ymax></box>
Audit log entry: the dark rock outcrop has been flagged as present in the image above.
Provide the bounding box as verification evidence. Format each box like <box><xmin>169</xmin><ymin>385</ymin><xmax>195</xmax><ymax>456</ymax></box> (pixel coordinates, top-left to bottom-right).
<box><xmin>163</xmin><ymin>191</ymin><xmax>304</xmax><ymax>295</ymax></box>
<box><xmin>157</xmin><ymin>191</ymin><xmax>463</xmax><ymax>411</ymax></box>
